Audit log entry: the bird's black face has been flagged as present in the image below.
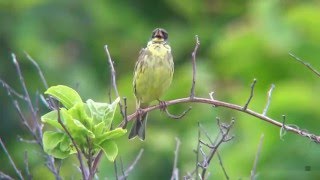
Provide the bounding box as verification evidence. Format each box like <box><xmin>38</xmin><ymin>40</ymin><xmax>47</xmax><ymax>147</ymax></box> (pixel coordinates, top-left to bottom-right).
<box><xmin>151</xmin><ymin>28</ymin><xmax>168</xmax><ymax>41</ymax></box>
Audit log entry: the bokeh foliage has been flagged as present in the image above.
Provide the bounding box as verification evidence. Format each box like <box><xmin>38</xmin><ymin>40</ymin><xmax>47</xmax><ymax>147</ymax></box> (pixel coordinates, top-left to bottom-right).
<box><xmin>1</xmin><ymin>0</ymin><xmax>320</xmax><ymax>179</ymax></box>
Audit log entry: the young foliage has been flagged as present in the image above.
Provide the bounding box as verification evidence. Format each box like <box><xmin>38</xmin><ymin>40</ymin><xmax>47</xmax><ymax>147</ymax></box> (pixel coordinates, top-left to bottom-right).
<box><xmin>41</xmin><ymin>85</ymin><xmax>126</xmax><ymax>162</ymax></box>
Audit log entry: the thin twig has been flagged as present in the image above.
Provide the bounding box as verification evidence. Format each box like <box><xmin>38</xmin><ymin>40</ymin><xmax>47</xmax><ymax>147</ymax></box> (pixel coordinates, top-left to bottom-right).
<box><xmin>200</xmin><ymin>119</ymin><xmax>234</xmax><ymax>179</ymax></box>
<box><xmin>243</xmin><ymin>79</ymin><xmax>257</xmax><ymax>110</ymax></box>
<box><xmin>171</xmin><ymin>137</ymin><xmax>181</xmax><ymax>180</ymax></box>
<box><xmin>11</xmin><ymin>54</ymin><xmax>39</xmax><ymax>128</ymax></box>
<box><xmin>55</xmin><ymin>104</ymin><xmax>87</xmax><ymax>179</ymax></box>
<box><xmin>24</xmin><ymin>52</ymin><xmax>57</xmax><ymax>108</ymax></box>
<box><xmin>92</xmin><ymin>151</ymin><xmax>103</xmax><ymax>175</ymax></box>
<box><xmin>0</xmin><ymin>79</ymin><xmax>26</xmax><ymax>100</ymax></box>
<box><xmin>0</xmin><ymin>138</ymin><xmax>24</xmax><ymax>180</ymax></box>
<box><xmin>17</xmin><ymin>136</ymin><xmax>37</xmax><ymax>144</ymax></box>
<box><xmin>217</xmin><ymin>151</ymin><xmax>229</xmax><ymax>180</ymax></box>
<box><xmin>114</xmin><ymin>159</ymin><xmax>119</xmax><ymax>180</ymax></box>
<box><xmin>124</xmin><ymin>149</ymin><xmax>144</xmax><ymax>175</ymax></box>
<box><xmin>13</xmin><ymin>100</ymin><xmax>39</xmax><ymax>143</ymax></box>
<box><xmin>262</xmin><ymin>84</ymin><xmax>275</xmax><ymax>116</ymax></box>
<box><xmin>24</xmin><ymin>52</ymin><xmax>49</xmax><ymax>89</ymax></box>
<box><xmin>104</xmin><ymin>45</ymin><xmax>125</xmax><ymax>118</ymax></box>
<box><xmin>123</xmin><ymin>97</ymin><xmax>128</xmax><ymax>128</ymax></box>
<box><xmin>164</xmin><ymin>106</ymin><xmax>192</xmax><ymax>119</ymax></box>
<box><xmin>280</xmin><ymin>115</ymin><xmax>287</xmax><ymax>140</ymax></box>
<box><xmin>0</xmin><ymin>172</ymin><xmax>14</xmax><ymax>180</ymax></box>
<box><xmin>86</xmin><ymin>137</ymin><xmax>93</xmax><ymax>180</ymax></box>
<box><xmin>119</xmin><ymin>157</ymin><xmax>126</xmax><ymax>180</ymax></box>
<box><xmin>250</xmin><ymin>134</ymin><xmax>264</xmax><ymax>180</ymax></box>
<box><xmin>24</xmin><ymin>151</ymin><xmax>32</xmax><ymax>180</ymax></box>
<box><xmin>190</xmin><ymin>35</ymin><xmax>200</xmax><ymax>99</ymax></box>
<box><xmin>195</xmin><ymin>122</ymin><xmax>201</xmax><ymax>180</ymax></box>
<box><xmin>118</xmin><ymin>149</ymin><xmax>144</xmax><ymax>180</ymax></box>
<box><xmin>289</xmin><ymin>53</ymin><xmax>320</xmax><ymax>78</ymax></box>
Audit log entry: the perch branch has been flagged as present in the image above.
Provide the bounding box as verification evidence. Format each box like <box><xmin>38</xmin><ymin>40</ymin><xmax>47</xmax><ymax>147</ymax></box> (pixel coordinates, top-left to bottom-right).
<box><xmin>119</xmin><ymin>96</ymin><xmax>320</xmax><ymax>143</ymax></box>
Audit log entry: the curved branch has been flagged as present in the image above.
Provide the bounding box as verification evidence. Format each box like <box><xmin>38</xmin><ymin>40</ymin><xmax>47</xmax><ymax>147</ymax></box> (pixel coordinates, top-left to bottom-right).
<box><xmin>120</xmin><ymin>96</ymin><xmax>320</xmax><ymax>143</ymax></box>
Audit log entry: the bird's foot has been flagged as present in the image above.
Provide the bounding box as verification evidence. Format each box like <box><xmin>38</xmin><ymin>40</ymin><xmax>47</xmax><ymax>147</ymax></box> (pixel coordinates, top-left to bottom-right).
<box><xmin>158</xmin><ymin>100</ymin><xmax>167</xmax><ymax>111</ymax></box>
<box><xmin>136</xmin><ymin>108</ymin><xmax>144</xmax><ymax>120</ymax></box>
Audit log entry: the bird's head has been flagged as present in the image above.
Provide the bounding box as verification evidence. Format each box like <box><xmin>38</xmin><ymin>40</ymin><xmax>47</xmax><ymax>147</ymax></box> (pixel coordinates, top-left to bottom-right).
<box><xmin>151</xmin><ymin>28</ymin><xmax>168</xmax><ymax>43</ymax></box>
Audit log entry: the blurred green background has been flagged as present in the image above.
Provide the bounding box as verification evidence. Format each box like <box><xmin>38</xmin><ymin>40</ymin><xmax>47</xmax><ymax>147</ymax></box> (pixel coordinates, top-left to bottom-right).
<box><xmin>1</xmin><ymin>0</ymin><xmax>320</xmax><ymax>179</ymax></box>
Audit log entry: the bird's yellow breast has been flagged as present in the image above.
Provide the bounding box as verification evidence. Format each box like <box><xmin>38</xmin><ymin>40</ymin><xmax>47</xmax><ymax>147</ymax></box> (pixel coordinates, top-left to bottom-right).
<box><xmin>133</xmin><ymin>42</ymin><xmax>174</xmax><ymax>105</ymax></box>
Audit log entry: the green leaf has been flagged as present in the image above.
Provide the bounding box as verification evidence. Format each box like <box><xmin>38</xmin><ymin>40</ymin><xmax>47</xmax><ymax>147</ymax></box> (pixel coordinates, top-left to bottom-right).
<box><xmin>60</xmin><ymin>108</ymin><xmax>95</xmax><ymax>139</ymax></box>
<box><xmin>95</xmin><ymin>128</ymin><xmax>127</xmax><ymax>145</ymax></box>
<box><xmin>86</xmin><ymin>97</ymin><xmax>120</xmax><ymax>129</ymax></box>
<box><xmin>45</xmin><ymin>85</ymin><xmax>82</xmax><ymax>109</ymax></box>
<box><xmin>93</xmin><ymin>121</ymin><xmax>106</xmax><ymax>136</ymax></box>
<box><xmin>68</xmin><ymin>102</ymin><xmax>93</xmax><ymax>128</ymax></box>
<box><xmin>99</xmin><ymin>140</ymin><xmax>118</xmax><ymax>162</ymax></box>
<box><xmin>43</xmin><ymin>131</ymin><xmax>75</xmax><ymax>159</ymax></box>
<box><xmin>41</xmin><ymin>110</ymin><xmax>63</xmax><ymax>130</ymax></box>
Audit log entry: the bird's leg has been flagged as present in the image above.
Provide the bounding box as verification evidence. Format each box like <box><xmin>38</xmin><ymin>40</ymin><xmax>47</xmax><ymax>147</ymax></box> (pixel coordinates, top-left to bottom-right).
<box><xmin>136</xmin><ymin>108</ymin><xmax>144</xmax><ymax>121</ymax></box>
<box><xmin>157</xmin><ymin>99</ymin><xmax>167</xmax><ymax>112</ymax></box>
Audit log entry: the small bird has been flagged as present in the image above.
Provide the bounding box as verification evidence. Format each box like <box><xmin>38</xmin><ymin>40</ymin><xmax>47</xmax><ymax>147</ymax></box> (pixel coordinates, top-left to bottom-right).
<box><xmin>129</xmin><ymin>28</ymin><xmax>174</xmax><ymax>140</ymax></box>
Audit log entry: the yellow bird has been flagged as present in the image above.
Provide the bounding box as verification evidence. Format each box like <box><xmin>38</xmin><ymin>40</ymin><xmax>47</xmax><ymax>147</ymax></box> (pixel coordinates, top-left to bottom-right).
<box><xmin>129</xmin><ymin>28</ymin><xmax>174</xmax><ymax>140</ymax></box>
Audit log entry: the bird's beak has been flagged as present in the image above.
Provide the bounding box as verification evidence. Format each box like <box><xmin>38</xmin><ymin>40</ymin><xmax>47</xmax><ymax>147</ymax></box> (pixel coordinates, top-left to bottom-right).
<box><xmin>154</xmin><ymin>29</ymin><xmax>164</xmax><ymax>39</ymax></box>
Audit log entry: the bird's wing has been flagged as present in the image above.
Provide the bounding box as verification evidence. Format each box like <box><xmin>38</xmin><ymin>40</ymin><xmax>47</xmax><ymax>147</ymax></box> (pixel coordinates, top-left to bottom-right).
<box><xmin>133</xmin><ymin>48</ymin><xmax>147</xmax><ymax>96</ymax></box>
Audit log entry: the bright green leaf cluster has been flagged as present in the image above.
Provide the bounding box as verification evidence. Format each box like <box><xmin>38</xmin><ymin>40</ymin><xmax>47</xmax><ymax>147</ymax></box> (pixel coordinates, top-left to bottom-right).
<box><xmin>41</xmin><ymin>85</ymin><xmax>126</xmax><ymax>161</ymax></box>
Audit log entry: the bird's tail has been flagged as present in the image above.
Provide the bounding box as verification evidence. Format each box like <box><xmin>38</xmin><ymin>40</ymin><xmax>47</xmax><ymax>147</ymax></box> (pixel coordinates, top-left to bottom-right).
<box><xmin>129</xmin><ymin>112</ymin><xmax>148</xmax><ymax>140</ymax></box>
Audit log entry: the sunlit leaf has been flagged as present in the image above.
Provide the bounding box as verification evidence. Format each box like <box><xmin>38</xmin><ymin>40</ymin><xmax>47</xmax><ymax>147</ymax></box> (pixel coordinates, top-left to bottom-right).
<box><xmin>60</xmin><ymin>108</ymin><xmax>95</xmax><ymax>139</ymax></box>
<box><xmin>86</xmin><ymin>97</ymin><xmax>120</xmax><ymax>129</ymax></box>
<box><xmin>45</xmin><ymin>85</ymin><xmax>82</xmax><ymax>109</ymax></box>
<box><xmin>99</xmin><ymin>140</ymin><xmax>118</xmax><ymax>162</ymax></box>
<box><xmin>41</xmin><ymin>110</ymin><xmax>63</xmax><ymax>130</ymax></box>
<box><xmin>95</xmin><ymin>128</ymin><xmax>127</xmax><ymax>145</ymax></box>
<box><xmin>43</xmin><ymin>131</ymin><xmax>75</xmax><ymax>159</ymax></box>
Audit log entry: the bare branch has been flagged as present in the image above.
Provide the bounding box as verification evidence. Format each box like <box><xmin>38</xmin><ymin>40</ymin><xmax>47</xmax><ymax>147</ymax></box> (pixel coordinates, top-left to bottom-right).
<box><xmin>55</xmin><ymin>104</ymin><xmax>87</xmax><ymax>179</ymax></box>
<box><xmin>120</xmin><ymin>95</ymin><xmax>320</xmax><ymax>143</ymax></box>
<box><xmin>250</xmin><ymin>134</ymin><xmax>264</xmax><ymax>180</ymax></box>
<box><xmin>200</xmin><ymin>119</ymin><xmax>234</xmax><ymax>179</ymax></box>
<box><xmin>217</xmin><ymin>151</ymin><xmax>229</xmax><ymax>180</ymax></box>
<box><xmin>114</xmin><ymin>159</ymin><xmax>119</xmax><ymax>180</ymax></box>
<box><xmin>0</xmin><ymin>79</ymin><xmax>26</xmax><ymax>100</ymax></box>
<box><xmin>119</xmin><ymin>157</ymin><xmax>126</xmax><ymax>180</ymax></box>
<box><xmin>262</xmin><ymin>84</ymin><xmax>275</xmax><ymax>116</ymax></box>
<box><xmin>164</xmin><ymin>106</ymin><xmax>192</xmax><ymax>119</ymax></box>
<box><xmin>24</xmin><ymin>52</ymin><xmax>49</xmax><ymax>89</ymax></box>
<box><xmin>280</xmin><ymin>115</ymin><xmax>287</xmax><ymax>140</ymax></box>
<box><xmin>289</xmin><ymin>53</ymin><xmax>320</xmax><ymax>78</ymax></box>
<box><xmin>24</xmin><ymin>151</ymin><xmax>32</xmax><ymax>179</ymax></box>
<box><xmin>0</xmin><ymin>138</ymin><xmax>24</xmax><ymax>180</ymax></box>
<box><xmin>11</xmin><ymin>54</ymin><xmax>39</xmax><ymax>128</ymax></box>
<box><xmin>243</xmin><ymin>79</ymin><xmax>257</xmax><ymax>110</ymax></box>
<box><xmin>0</xmin><ymin>172</ymin><xmax>14</xmax><ymax>180</ymax></box>
<box><xmin>92</xmin><ymin>151</ymin><xmax>103</xmax><ymax>175</ymax></box>
<box><xmin>104</xmin><ymin>45</ymin><xmax>125</xmax><ymax>118</ymax></box>
<box><xmin>195</xmin><ymin>122</ymin><xmax>201</xmax><ymax>180</ymax></box>
<box><xmin>24</xmin><ymin>52</ymin><xmax>57</xmax><ymax>108</ymax></box>
<box><xmin>171</xmin><ymin>137</ymin><xmax>181</xmax><ymax>180</ymax></box>
<box><xmin>122</xmin><ymin>97</ymin><xmax>128</xmax><ymax>128</ymax></box>
<box><xmin>118</xmin><ymin>149</ymin><xmax>144</xmax><ymax>180</ymax></box>
<box><xmin>190</xmin><ymin>35</ymin><xmax>200</xmax><ymax>99</ymax></box>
